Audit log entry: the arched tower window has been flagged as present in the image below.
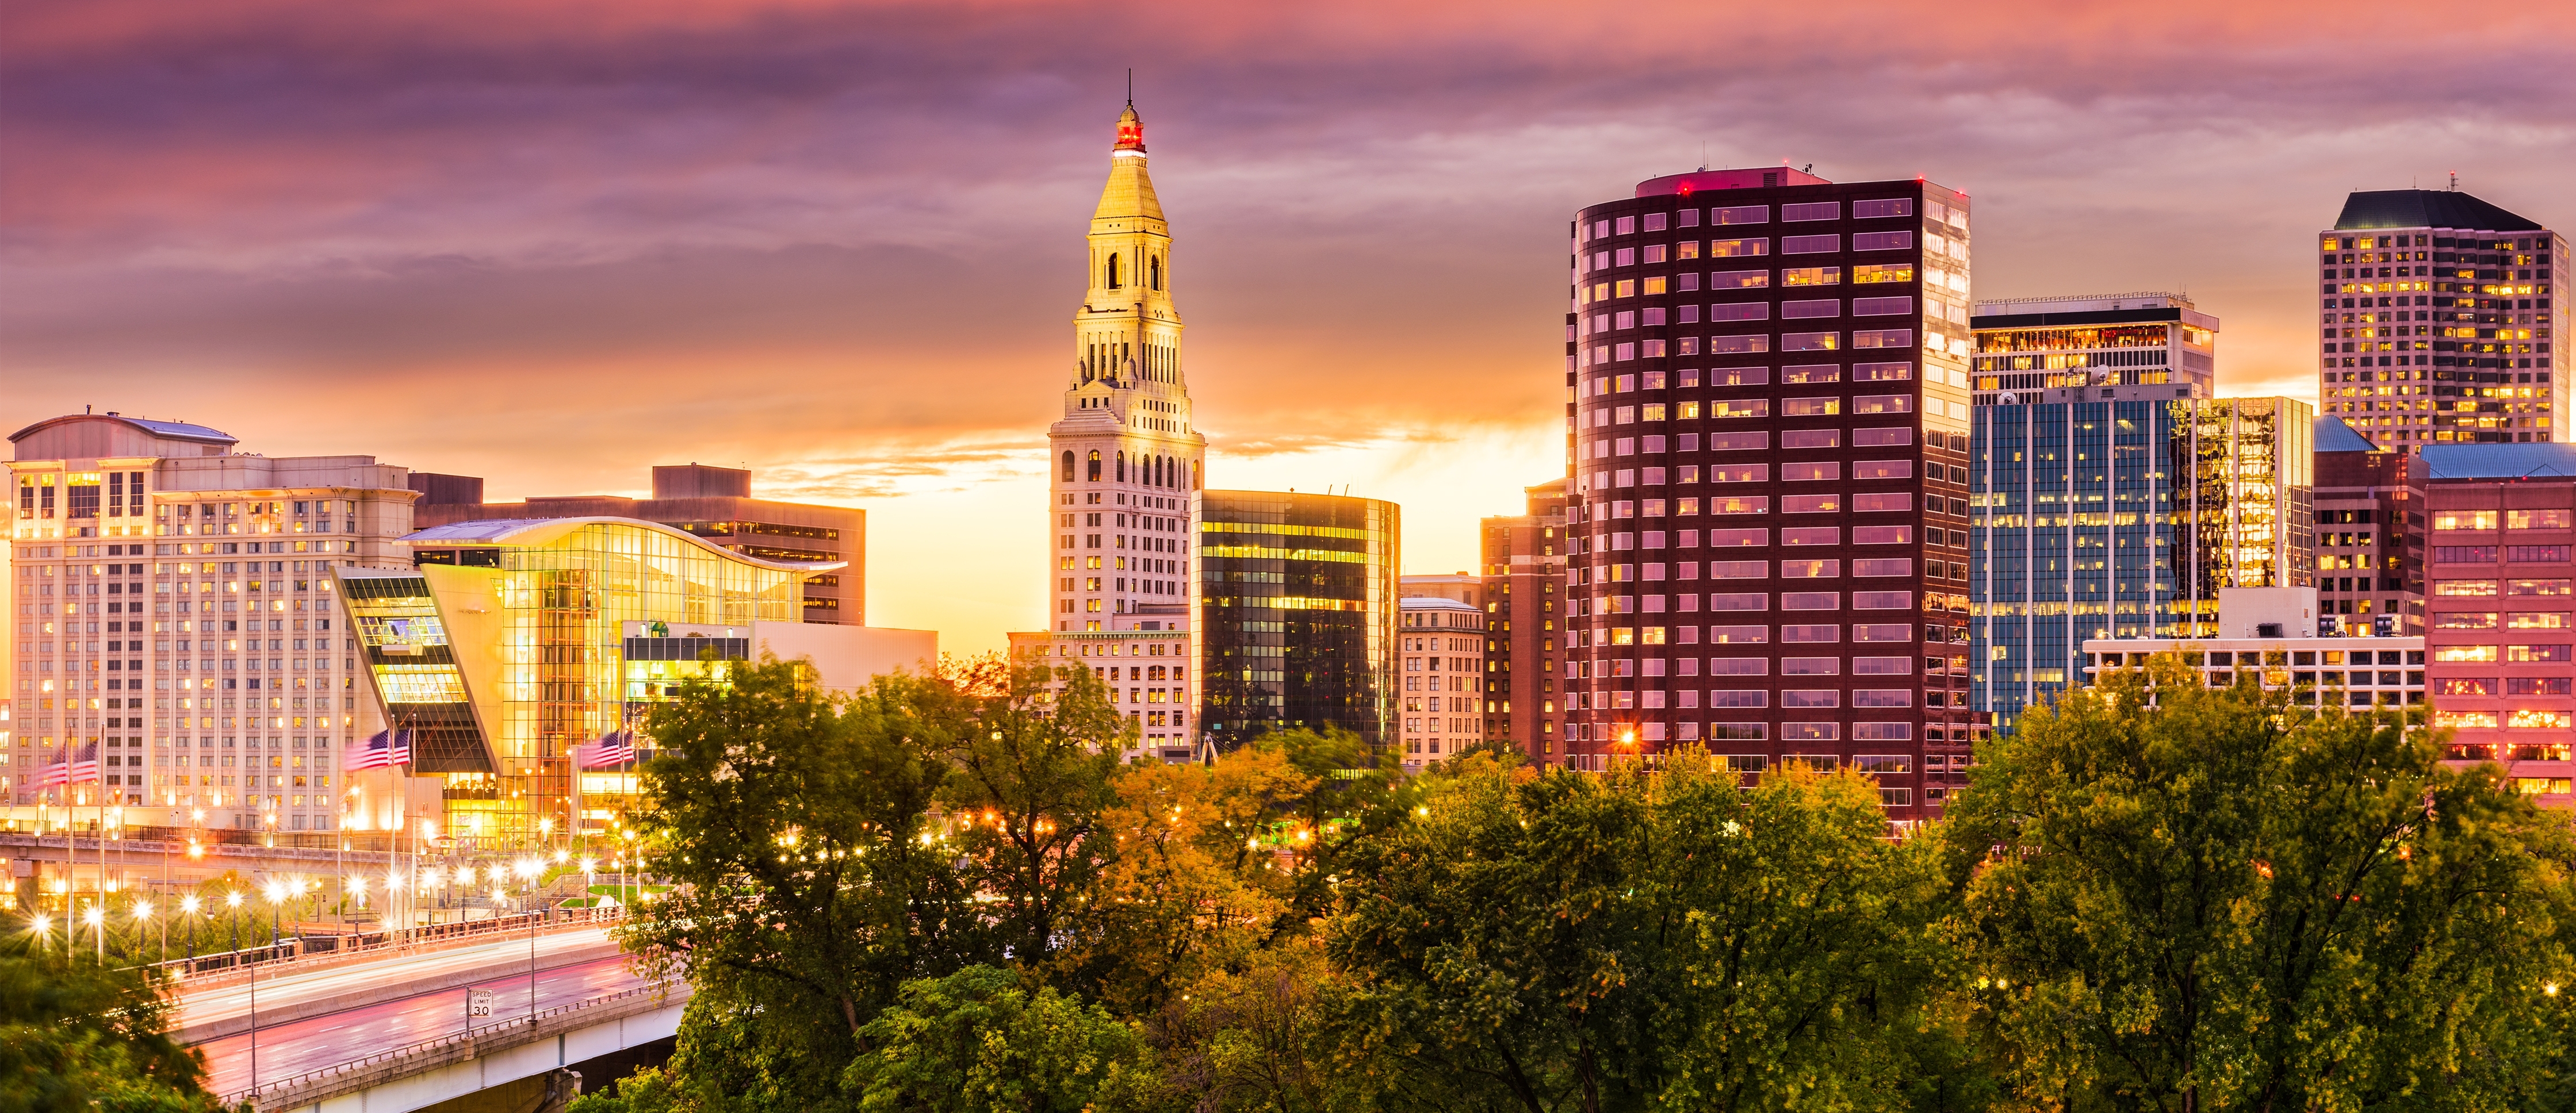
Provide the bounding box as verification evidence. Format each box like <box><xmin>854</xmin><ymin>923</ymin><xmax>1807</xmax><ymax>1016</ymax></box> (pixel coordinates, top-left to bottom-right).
<box><xmin>1107</xmin><ymin>254</ymin><xmax>1122</xmax><ymax>289</ymax></box>
<box><xmin>1150</xmin><ymin>255</ymin><xmax>1162</xmax><ymax>291</ymax></box>
<box><xmin>1117</xmin><ymin>451</ymin><xmax>1127</xmax><ymax>482</ymax></box>
<box><xmin>1061</xmin><ymin>451</ymin><xmax>1075</xmax><ymax>482</ymax></box>
<box><xmin>1154</xmin><ymin>456</ymin><xmax>1165</xmax><ymax>488</ymax></box>
<box><xmin>1086</xmin><ymin>450</ymin><xmax>1102</xmax><ymax>482</ymax></box>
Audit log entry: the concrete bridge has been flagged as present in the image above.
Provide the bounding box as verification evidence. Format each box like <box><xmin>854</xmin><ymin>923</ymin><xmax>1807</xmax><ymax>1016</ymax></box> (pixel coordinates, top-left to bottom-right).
<box><xmin>175</xmin><ymin>923</ymin><xmax>679</xmax><ymax>1111</ymax></box>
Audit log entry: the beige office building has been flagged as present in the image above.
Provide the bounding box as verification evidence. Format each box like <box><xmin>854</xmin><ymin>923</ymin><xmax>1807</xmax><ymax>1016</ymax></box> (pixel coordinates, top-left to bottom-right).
<box><xmin>1398</xmin><ymin>596</ymin><xmax>1487</xmax><ymax>771</ymax></box>
<box><xmin>9</xmin><ymin>412</ymin><xmax>420</xmax><ymax>834</ymax></box>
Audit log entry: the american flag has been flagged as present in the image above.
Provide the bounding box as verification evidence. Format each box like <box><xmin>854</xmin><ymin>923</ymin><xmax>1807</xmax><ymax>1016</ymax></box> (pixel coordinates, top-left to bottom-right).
<box><xmin>38</xmin><ymin>743</ymin><xmax>99</xmax><ymax>788</ymax></box>
<box><xmin>346</xmin><ymin>729</ymin><xmax>415</xmax><ymax>771</ymax></box>
<box><xmin>579</xmin><ymin>731</ymin><xmax>637</xmax><ymax>769</ymax></box>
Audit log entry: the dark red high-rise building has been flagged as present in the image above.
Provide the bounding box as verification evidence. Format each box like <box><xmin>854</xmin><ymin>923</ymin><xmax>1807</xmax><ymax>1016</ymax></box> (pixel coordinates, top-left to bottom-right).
<box><xmin>2313</xmin><ymin>416</ymin><xmax>2426</xmax><ymax>635</ymax></box>
<box><xmin>1563</xmin><ymin>168</ymin><xmax>1976</xmax><ymax>823</ymax></box>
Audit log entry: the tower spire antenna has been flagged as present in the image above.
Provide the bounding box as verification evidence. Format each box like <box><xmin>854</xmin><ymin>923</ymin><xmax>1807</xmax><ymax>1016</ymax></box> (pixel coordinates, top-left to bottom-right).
<box><xmin>1127</xmin><ymin>68</ymin><xmax>1134</xmax><ymax>106</ymax></box>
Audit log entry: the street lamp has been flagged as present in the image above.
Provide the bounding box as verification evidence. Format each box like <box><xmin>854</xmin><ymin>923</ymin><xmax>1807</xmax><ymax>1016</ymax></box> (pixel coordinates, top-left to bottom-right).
<box><xmin>263</xmin><ymin>881</ymin><xmax>286</xmax><ymax>948</ymax></box>
<box><xmin>181</xmin><ymin>895</ymin><xmax>201</xmax><ymax>962</ymax></box>
<box><xmin>85</xmin><ymin>904</ymin><xmax>105</xmax><ymax>961</ymax></box>
<box><xmin>385</xmin><ymin>867</ymin><xmax>405</xmax><ymax>942</ymax></box>
<box><xmin>132</xmin><ymin>898</ymin><xmax>156</xmax><ymax>965</ymax></box>
<box><xmin>28</xmin><ymin>914</ymin><xmax>52</xmax><ymax>957</ymax></box>
<box><xmin>513</xmin><ymin>859</ymin><xmax>542</xmax><ymax>1024</ymax></box>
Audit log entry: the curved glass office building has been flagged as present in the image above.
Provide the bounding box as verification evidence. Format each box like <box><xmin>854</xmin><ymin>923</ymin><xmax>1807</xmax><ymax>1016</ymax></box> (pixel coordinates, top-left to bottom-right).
<box><xmin>338</xmin><ymin>516</ymin><xmax>839</xmax><ymax>848</ymax></box>
<box><xmin>1198</xmin><ymin>491</ymin><xmax>1398</xmax><ymax>753</ymax></box>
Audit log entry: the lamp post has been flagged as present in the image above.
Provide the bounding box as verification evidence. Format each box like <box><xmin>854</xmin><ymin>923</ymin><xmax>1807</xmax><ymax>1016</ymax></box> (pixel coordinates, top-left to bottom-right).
<box><xmin>385</xmin><ymin>866</ymin><xmax>405</xmax><ymax>947</ymax></box>
<box><xmin>263</xmin><ymin>881</ymin><xmax>285</xmax><ymax>949</ymax></box>
<box><xmin>182</xmin><ymin>895</ymin><xmax>201</xmax><ymax>963</ymax></box>
<box><xmin>518</xmin><ymin>857</ymin><xmax>542</xmax><ymax>1023</ymax></box>
<box><xmin>248</xmin><ymin>892</ymin><xmax>261</xmax><ymax>1104</ymax></box>
<box><xmin>133</xmin><ymin>897</ymin><xmax>156</xmax><ymax>965</ymax></box>
<box><xmin>85</xmin><ymin>903</ymin><xmax>105</xmax><ymax>962</ymax></box>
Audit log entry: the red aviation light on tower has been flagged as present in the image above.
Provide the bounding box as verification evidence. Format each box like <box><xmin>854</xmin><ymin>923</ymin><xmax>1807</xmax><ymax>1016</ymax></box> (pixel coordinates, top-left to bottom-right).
<box><xmin>1114</xmin><ymin>105</ymin><xmax>1146</xmax><ymax>154</ymax></box>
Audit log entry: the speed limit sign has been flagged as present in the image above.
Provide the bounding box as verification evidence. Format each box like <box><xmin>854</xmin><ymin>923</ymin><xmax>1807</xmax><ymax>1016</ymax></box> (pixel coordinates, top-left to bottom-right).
<box><xmin>469</xmin><ymin>989</ymin><xmax>495</xmax><ymax>1018</ymax></box>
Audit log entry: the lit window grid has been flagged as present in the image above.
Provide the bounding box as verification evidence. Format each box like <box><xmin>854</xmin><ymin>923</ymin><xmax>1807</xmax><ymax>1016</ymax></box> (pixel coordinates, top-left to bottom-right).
<box><xmin>1199</xmin><ymin>492</ymin><xmax>1400</xmax><ymax>754</ymax></box>
<box><xmin>2420</xmin><ymin>498</ymin><xmax>2576</xmax><ymax>786</ymax></box>
<box><xmin>2077</xmin><ymin>636</ymin><xmax>2427</xmax><ymax>709</ymax></box>
<box><xmin>6</xmin><ymin>473</ymin><xmax>400</xmax><ymax>827</ymax></box>
<box><xmin>2313</xmin><ymin>227</ymin><xmax>2567</xmax><ymax>447</ymax></box>
<box><xmin>1972</xmin><ymin>396</ymin><xmax>2314</xmax><ymax>730</ymax></box>
<box><xmin>347</xmin><ymin>521</ymin><xmax>806</xmax><ymax>847</ymax></box>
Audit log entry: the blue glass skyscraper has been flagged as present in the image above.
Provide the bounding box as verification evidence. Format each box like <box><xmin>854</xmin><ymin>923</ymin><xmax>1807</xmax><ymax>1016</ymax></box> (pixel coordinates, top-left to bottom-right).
<box><xmin>1971</xmin><ymin>387</ymin><xmax>2314</xmax><ymax>729</ymax></box>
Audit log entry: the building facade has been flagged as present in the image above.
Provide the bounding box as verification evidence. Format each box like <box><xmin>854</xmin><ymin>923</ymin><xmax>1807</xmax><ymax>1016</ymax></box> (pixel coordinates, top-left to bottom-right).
<box><xmin>345</xmin><ymin>517</ymin><xmax>843</xmax><ymax>848</ymax></box>
<box><xmin>1197</xmin><ymin>490</ymin><xmax>1398</xmax><ymax>754</ymax></box>
<box><xmin>2080</xmin><ymin>588</ymin><xmax>2426</xmax><ymax>726</ymax></box>
<box><xmin>1971</xmin><ymin>292</ymin><xmax>2218</xmax><ymax>405</ymax></box>
<box><xmin>1970</xmin><ymin>392</ymin><xmax>2317</xmax><ymax>728</ymax></box>
<box><xmin>8</xmin><ymin>412</ymin><xmax>418</xmax><ymax>834</ymax></box>
<box><xmin>412</xmin><ymin>463</ymin><xmax>863</xmax><ymax>624</ymax></box>
<box><xmin>1398</xmin><ymin>596</ymin><xmax>1487</xmax><ymax>771</ymax></box>
<box><xmin>2417</xmin><ymin>444</ymin><xmax>2574</xmax><ymax>807</ymax></box>
<box><xmin>2316</xmin><ymin>189</ymin><xmax>2566</xmax><ymax>448</ymax></box>
<box><xmin>2314</xmin><ymin>416</ymin><xmax>2426</xmax><ymax>636</ymax></box>
<box><xmin>1396</xmin><ymin>573</ymin><xmax>1486</xmax><ymax>610</ymax></box>
<box><xmin>1013</xmin><ymin>102</ymin><xmax>1209</xmax><ymax>762</ymax></box>
<box><xmin>1480</xmin><ymin>479</ymin><xmax>1571</xmax><ymax>762</ymax></box>
<box><xmin>1559</xmin><ymin>168</ymin><xmax>1978</xmax><ymax>821</ymax></box>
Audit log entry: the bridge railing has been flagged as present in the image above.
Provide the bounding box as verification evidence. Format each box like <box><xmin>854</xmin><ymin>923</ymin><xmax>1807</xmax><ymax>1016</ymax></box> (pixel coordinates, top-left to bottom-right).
<box><xmin>156</xmin><ymin>907</ymin><xmax>626</xmax><ymax>984</ymax></box>
<box><xmin>219</xmin><ymin>978</ymin><xmax>683</xmax><ymax>1108</ymax></box>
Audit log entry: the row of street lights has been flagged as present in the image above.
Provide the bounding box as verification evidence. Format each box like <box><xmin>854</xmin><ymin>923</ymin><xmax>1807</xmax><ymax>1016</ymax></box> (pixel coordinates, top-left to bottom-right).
<box><xmin>12</xmin><ymin>810</ymin><xmax>660</xmax><ymax>963</ymax></box>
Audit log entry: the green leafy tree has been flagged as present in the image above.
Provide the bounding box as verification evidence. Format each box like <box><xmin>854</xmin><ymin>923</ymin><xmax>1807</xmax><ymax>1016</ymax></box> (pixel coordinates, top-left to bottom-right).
<box><xmin>625</xmin><ymin>655</ymin><xmax>980</xmax><ymax>1112</ymax></box>
<box><xmin>842</xmin><ymin>965</ymin><xmax>1169</xmax><ymax>1113</ymax></box>
<box><xmin>0</xmin><ymin>942</ymin><xmax>219</xmax><ymax>1113</ymax></box>
<box><xmin>1055</xmin><ymin>739</ymin><xmax>1312</xmax><ymax>1016</ymax></box>
<box><xmin>1254</xmin><ymin>728</ymin><xmax>1413</xmax><ymax>935</ymax></box>
<box><xmin>564</xmin><ymin>1062</ymin><xmax>678</xmax><ymax>1113</ymax></box>
<box><xmin>934</xmin><ymin>657</ymin><xmax>1134</xmax><ymax>971</ymax></box>
<box><xmin>1149</xmin><ymin>940</ymin><xmax>1350</xmax><ymax>1113</ymax></box>
<box><xmin>1326</xmin><ymin>751</ymin><xmax>1961</xmax><ymax>1113</ymax></box>
<box><xmin>1950</xmin><ymin>653</ymin><xmax>2576</xmax><ymax>1113</ymax></box>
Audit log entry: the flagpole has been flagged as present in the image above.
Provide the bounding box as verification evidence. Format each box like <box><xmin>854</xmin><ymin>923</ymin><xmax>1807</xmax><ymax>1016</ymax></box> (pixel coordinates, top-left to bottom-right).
<box><xmin>402</xmin><ymin>719</ymin><xmax>416</xmax><ymax>945</ymax></box>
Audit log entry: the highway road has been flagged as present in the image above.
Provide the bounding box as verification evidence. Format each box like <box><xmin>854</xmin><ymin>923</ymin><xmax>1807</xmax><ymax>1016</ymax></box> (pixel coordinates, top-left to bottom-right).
<box><xmin>176</xmin><ymin>926</ymin><xmax>619</xmax><ymax>1031</ymax></box>
<box><xmin>197</xmin><ymin>953</ymin><xmax>653</xmax><ymax>1097</ymax></box>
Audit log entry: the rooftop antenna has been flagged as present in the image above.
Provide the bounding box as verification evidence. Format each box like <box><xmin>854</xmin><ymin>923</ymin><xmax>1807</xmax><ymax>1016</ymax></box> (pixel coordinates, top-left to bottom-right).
<box><xmin>1127</xmin><ymin>68</ymin><xmax>1133</xmax><ymax>106</ymax></box>
<box><xmin>2449</xmin><ymin>170</ymin><xmax>2458</xmax><ymax>191</ymax></box>
<box><xmin>1699</xmin><ymin>141</ymin><xmax>1708</xmax><ymax>172</ymax></box>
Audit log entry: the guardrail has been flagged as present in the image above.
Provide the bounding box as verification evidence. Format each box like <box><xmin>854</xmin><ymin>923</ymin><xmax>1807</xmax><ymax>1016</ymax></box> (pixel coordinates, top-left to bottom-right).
<box><xmin>218</xmin><ymin>978</ymin><xmax>687</xmax><ymax>1109</ymax></box>
<box><xmin>159</xmin><ymin>908</ymin><xmax>625</xmax><ymax>988</ymax></box>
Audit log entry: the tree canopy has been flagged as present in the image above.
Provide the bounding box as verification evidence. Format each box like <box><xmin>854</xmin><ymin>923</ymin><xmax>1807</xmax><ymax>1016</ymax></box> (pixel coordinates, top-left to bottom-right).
<box><xmin>547</xmin><ymin>650</ymin><xmax>2576</xmax><ymax>1113</ymax></box>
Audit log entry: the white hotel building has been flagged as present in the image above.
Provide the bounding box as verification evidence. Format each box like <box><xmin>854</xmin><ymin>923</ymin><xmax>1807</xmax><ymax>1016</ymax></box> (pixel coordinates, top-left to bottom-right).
<box><xmin>10</xmin><ymin>412</ymin><xmax>419</xmax><ymax>833</ymax></box>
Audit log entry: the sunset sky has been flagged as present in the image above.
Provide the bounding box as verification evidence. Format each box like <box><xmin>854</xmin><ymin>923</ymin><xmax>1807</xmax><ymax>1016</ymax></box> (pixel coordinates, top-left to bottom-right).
<box><xmin>5</xmin><ymin>0</ymin><xmax>2571</xmax><ymax>653</ymax></box>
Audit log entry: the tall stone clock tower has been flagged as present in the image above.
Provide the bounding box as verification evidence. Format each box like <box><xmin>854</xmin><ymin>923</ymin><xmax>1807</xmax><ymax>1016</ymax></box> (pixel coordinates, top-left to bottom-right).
<box><xmin>1017</xmin><ymin>101</ymin><xmax>1207</xmax><ymax>763</ymax></box>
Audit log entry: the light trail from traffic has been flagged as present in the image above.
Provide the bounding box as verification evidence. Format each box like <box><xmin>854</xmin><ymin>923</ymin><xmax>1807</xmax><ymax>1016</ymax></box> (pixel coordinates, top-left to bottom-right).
<box><xmin>194</xmin><ymin>953</ymin><xmax>652</xmax><ymax>1096</ymax></box>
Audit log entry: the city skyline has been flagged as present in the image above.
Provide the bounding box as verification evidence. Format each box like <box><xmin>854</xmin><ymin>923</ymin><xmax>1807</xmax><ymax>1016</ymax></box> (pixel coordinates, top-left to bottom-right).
<box><xmin>7</xmin><ymin>0</ymin><xmax>2573</xmax><ymax>654</ymax></box>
